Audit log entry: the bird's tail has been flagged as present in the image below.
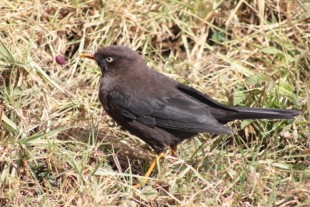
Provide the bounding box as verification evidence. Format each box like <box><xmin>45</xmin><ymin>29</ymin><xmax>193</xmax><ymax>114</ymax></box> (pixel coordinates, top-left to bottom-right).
<box><xmin>219</xmin><ymin>107</ymin><xmax>300</xmax><ymax>123</ymax></box>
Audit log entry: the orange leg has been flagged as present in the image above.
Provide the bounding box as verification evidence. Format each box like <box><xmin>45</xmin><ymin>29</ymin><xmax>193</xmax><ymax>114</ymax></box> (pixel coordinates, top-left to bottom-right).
<box><xmin>171</xmin><ymin>145</ymin><xmax>177</xmax><ymax>157</ymax></box>
<box><xmin>134</xmin><ymin>152</ymin><xmax>165</xmax><ymax>188</ymax></box>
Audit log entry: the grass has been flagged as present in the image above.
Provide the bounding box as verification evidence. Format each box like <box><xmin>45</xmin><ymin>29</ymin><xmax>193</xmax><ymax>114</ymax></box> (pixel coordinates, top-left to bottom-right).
<box><xmin>0</xmin><ymin>0</ymin><xmax>309</xmax><ymax>206</ymax></box>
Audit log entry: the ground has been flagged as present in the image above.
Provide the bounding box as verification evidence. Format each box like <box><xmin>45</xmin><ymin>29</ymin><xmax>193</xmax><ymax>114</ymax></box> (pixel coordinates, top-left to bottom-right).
<box><xmin>0</xmin><ymin>0</ymin><xmax>309</xmax><ymax>206</ymax></box>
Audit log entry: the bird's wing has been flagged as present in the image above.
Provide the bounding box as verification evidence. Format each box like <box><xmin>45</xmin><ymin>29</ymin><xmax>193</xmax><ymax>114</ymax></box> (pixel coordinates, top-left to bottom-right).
<box><xmin>176</xmin><ymin>83</ymin><xmax>236</xmax><ymax>112</ymax></box>
<box><xmin>107</xmin><ymin>90</ymin><xmax>231</xmax><ymax>134</ymax></box>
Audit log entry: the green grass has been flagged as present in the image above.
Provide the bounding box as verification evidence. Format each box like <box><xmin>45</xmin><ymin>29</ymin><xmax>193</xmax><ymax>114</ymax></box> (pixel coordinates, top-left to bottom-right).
<box><xmin>0</xmin><ymin>0</ymin><xmax>309</xmax><ymax>206</ymax></box>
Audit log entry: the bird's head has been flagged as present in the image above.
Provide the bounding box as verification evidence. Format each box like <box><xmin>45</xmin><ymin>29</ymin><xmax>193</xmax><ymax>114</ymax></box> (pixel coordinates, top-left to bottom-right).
<box><xmin>81</xmin><ymin>45</ymin><xmax>142</xmax><ymax>74</ymax></box>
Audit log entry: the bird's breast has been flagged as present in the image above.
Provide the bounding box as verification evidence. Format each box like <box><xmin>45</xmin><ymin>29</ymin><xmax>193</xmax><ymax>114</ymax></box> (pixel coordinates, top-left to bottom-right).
<box><xmin>98</xmin><ymin>86</ymin><xmax>109</xmax><ymax>111</ymax></box>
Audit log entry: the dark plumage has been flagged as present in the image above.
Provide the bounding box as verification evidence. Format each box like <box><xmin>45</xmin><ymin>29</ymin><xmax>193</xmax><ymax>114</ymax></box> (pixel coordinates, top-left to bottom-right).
<box><xmin>82</xmin><ymin>45</ymin><xmax>300</xmax><ymax>154</ymax></box>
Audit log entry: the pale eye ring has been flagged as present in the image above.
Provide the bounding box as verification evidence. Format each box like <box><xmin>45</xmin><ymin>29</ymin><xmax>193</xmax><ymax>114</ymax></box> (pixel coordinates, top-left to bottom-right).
<box><xmin>106</xmin><ymin>57</ymin><xmax>113</xmax><ymax>63</ymax></box>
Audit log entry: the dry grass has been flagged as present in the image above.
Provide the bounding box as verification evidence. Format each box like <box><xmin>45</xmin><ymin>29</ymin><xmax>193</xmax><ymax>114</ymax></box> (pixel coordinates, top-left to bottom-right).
<box><xmin>0</xmin><ymin>0</ymin><xmax>309</xmax><ymax>206</ymax></box>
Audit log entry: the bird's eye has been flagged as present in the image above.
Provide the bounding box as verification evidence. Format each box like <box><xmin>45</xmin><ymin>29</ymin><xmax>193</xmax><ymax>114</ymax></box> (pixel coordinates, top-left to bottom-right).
<box><xmin>106</xmin><ymin>57</ymin><xmax>113</xmax><ymax>63</ymax></box>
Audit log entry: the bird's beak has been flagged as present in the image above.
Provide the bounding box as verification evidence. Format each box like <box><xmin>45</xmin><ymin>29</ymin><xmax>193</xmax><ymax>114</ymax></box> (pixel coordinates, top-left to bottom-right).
<box><xmin>80</xmin><ymin>53</ymin><xmax>95</xmax><ymax>60</ymax></box>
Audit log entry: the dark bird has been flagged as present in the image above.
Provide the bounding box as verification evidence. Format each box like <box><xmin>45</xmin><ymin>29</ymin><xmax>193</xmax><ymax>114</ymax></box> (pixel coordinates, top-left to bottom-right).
<box><xmin>81</xmin><ymin>45</ymin><xmax>300</xmax><ymax>187</ymax></box>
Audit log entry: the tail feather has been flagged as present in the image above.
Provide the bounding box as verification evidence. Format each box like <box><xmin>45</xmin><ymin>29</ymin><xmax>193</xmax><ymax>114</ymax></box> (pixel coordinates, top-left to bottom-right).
<box><xmin>220</xmin><ymin>107</ymin><xmax>300</xmax><ymax>123</ymax></box>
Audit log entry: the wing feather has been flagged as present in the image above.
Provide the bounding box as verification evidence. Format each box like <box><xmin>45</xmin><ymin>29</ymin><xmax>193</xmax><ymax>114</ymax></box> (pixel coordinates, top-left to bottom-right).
<box><xmin>107</xmin><ymin>90</ymin><xmax>231</xmax><ymax>134</ymax></box>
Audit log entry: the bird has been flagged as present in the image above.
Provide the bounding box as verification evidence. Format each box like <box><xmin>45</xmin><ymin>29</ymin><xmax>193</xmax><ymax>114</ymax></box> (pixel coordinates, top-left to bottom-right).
<box><xmin>80</xmin><ymin>45</ymin><xmax>300</xmax><ymax>187</ymax></box>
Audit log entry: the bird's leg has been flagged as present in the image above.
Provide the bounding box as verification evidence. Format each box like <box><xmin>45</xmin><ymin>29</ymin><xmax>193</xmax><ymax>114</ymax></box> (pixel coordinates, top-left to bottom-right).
<box><xmin>170</xmin><ymin>145</ymin><xmax>177</xmax><ymax>157</ymax></box>
<box><xmin>134</xmin><ymin>152</ymin><xmax>164</xmax><ymax>188</ymax></box>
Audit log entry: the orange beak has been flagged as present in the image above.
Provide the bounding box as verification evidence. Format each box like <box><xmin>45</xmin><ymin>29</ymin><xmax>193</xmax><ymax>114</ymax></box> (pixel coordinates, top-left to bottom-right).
<box><xmin>80</xmin><ymin>53</ymin><xmax>95</xmax><ymax>60</ymax></box>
